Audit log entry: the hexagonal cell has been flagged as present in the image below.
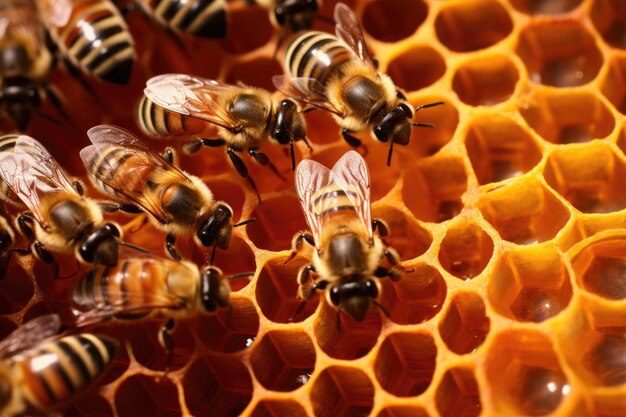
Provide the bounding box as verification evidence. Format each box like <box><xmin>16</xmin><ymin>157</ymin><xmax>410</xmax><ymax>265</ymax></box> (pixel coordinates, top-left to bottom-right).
<box><xmin>310</xmin><ymin>366</ymin><xmax>374</xmax><ymax>417</ymax></box>
<box><xmin>371</xmin><ymin>205</ymin><xmax>432</xmax><ymax>261</ymax></box>
<box><xmin>374</xmin><ymin>331</ymin><xmax>437</xmax><ymax>397</ymax></box>
<box><xmin>360</xmin><ymin>0</ymin><xmax>426</xmax><ymax>42</ymax></box>
<box><xmin>452</xmin><ymin>55</ymin><xmax>519</xmax><ymax>106</ymax></box>
<box><xmin>220</xmin><ymin>4</ymin><xmax>273</xmax><ymax>54</ymax></box>
<box><xmin>509</xmin><ymin>0</ymin><xmax>582</xmax><ymax>14</ymax></box>
<box><xmin>250</xmin><ymin>400</ymin><xmax>308</xmax><ymax>417</ymax></box>
<box><xmin>485</xmin><ymin>329</ymin><xmax>571</xmax><ymax>416</ymax></box>
<box><xmin>247</xmin><ymin>194</ymin><xmax>308</xmax><ymax>252</ymax></box>
<box><xmin>478</xmin><ymin>177</ymin><xmax>571</xmax><ymax>245</ymax></box>
<box><xmin>387</xmin><ymin>45</ymin><xmax>446</xmax><ymax>93</ymax></box>
<box><xmin>435</xmin><ymin>0</ymin><xmax>512</xmax><ymax>52</ymax></box>
<box><xmin>376</xmin><ymin>406</ymin><xmax>430</xmax><ymax>417</ymax></box>
<box><xmin>0</xmin><ymin>262</ymin><xmax>33</xmax><ymax>314</ymax></box>
<box><xmin>516</xmin><ymin>20</ymin><xmax>603</xmax><ymax>87</ymax></box>
<box><xmin>314</xmin><ymin>301</ymin><xmax>382</xmax><ymax>360</ymax></box>
<box><xmin>195</xmin><ymin>295</ymin><xmax>260</xmax><ymax>353</ymax></box>
<box><xmin>406</xmin><ymin>95</ymin><xmax>458</xmax><ymax>158</ymax></box>
<box><xmin>591</xmin><ymin>0</ymin><xmax>626</xmax><ymax>49</ymax></box>
<box><xmin>601</xmin><ymin>55</ymin><xmax>626</xmax><ymax>114</ymax></box>
<box><xmin>439</xmin><ymin>221</ymin><xmax>494</xmax><ymax>280</ymax></box>
<box><xmin>544</xmin><ymin>145</ymin><xmax>626</xmax><ymax>213</ymax></box>
<box><xmin>439</xmin><ymin>292</ymin><xmax>490</xmax><ymax>354</ymax></box>
<box><xmin>380</xmin><ymin>263</ymin><xmax>447</xmax><ymax>325</ymax></box>
<box><xmin>403</xmin><ymin>155</ymin><xmax>468</xmax><ymax>223</ymax></box>
<box><xmin>256</xmin><ymin>256</ymin><xmax>318</xmax><ymax>323</ymax></box>
<box><xmin>250</xmin><ymin>330</ymin><xmax>316</xmax><ymax>392</ymax></box>
<box><xmin>226</xmin><ymin>58</ymin><xmax>282</xmax><ymax>91</ymax></box>
<box><xmin>183</xmin><ymin>354</ymin><xmax>253</xmax><ymax>417</ymax></box>
<box><xmin>520</xmin><ymin>90</ymin><xmax>614</xmax><ymax>144</ymax></box>
<box><xmin>115</xmin><ymin>374</ymin><xmax>181</xmax><ymax>417</ymax></box>
<box><xmin>466</xmin><ymin>113</ymin><xmax>543</xmax><ymax>185</ymax></box>
<box><xmin>435</xmin><ymin>367</ymin><xmax>482</xmax><ymax>417</ymax></box>
<box><xmin>489</xmin><ymin>245</ymin><xmax>573</xmax><ymax>322</ymax></box>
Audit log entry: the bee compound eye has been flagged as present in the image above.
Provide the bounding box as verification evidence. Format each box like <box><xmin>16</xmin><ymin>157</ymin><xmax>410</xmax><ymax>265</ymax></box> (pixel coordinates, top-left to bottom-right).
<box><xmin>330</xmin><ymin>286</ymin><xmax>341</xmax><ymax>305</ymax></box>
<box><xmin>104</xmin><ymin>223</ymin><xmax>121</xmax><ymax>237</ymax></box>
<box><xmin>366</xmin><ymin>280</ymin><xmax>378</xmax><ymax>298</ymax></box>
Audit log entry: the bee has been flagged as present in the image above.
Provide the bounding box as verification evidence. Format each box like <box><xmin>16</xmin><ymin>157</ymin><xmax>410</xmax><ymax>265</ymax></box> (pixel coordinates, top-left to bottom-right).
<box><xmin>0</xmin><ymin>0</ymin><xmax>64</xmax><ymax>130</ymax></box>
<box><xmin>0</xmin><ymin>134</ymin><xmax>124</xmax><ymax>269</ymax></box>
<box><xmin>0</xmin><ymin>314</ymin><xmax>118</xmax><ymax>417</ymax></box>
<box><xmin>36</xmin><ymin>0</ymin><xmax>136</xmax><ymax>84</ymax></box>
<box><xmin>136</xmin><ymin>94</ymin><xmax>207</xmax><ymax>140</ymax></box>
<box><xmin>72</xmin><ymin>251</ymin><xmax>240</xmax><ymax>360</ymax></box>
<box><xmin>273</xmin><ymin>2</ymin><xmax>443</xmax><ymax>166</ymax></box>
<box><xmin>80</xmin><ymin>124</ymin><xmax>252</xmax><ymax>261</ymax></box>
<box><xmin>288</xmin><ymin>150</ymin><xmax>403</xmax><ymax>323</ymax></box>
<box><xmin>143</xmin><ymin>73</ymin><xmax>309</xmax><ymax>201</ymax></box>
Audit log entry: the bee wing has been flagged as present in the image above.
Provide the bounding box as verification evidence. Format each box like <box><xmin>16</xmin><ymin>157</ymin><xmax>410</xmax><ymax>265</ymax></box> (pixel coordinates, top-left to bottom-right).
<box><xmin>334</xmin><ymin>3</ymin><xmax>377</xmax><ymax>72</ymax></box>
<box><xmin>330</xmin><ymin>150</ymin><xmax>372</xmax><ymax>240</ymax></box>
<box><xmin>0</xmin><ymin>135</ymin><xmax>77</xmax><ymax>226</ymax></box>
<box><xmin>295</xmin><ymin>159</ymin><xmax>333</xmax><ymax>249</ymax></box>
<box><xmin>35</xmin><ymin>0</ymin><xmax>73</xmax><ymax>27</ymax></box>
<box><xmin>0</xmin><ymin>314</ymin><xmax>61</xmax><ymax>360</ymax></box>
<box><xmin>272</xmin><ymin>75</ymin><xmax>342</xmax><ymax>116</ymax></box>
<box><xmin>144</xmin><ymin>73</ymin><xmax>239</xmax><ymax>130</ymax></box>
<box><xmin>81</xmin><ymin>125</ymin><xmax>190</xmax><ymax>223</ymax></box>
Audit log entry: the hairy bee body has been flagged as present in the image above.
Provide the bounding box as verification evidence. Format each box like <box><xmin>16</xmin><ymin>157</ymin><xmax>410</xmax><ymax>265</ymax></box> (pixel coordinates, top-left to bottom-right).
<box><xmin>136</xmin><ymin>95</ymin><xmax>206</xmax><ymax>138</ymax></box>
<box><xmin>37</xmin><ymin>0</ymin><xmax>135</xmax><ymax>84</ymax></box>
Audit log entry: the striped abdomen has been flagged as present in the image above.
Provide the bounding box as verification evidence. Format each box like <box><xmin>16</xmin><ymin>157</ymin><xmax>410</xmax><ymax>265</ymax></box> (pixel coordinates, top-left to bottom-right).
<box><xmin>52</xmin><ymin>0</ymin><xmax>135</xmax><ymax>84</ymax></box>
<box><xmin>137</xmin><ymin>95</ymin><xmax>206</xmax><ymax>138</ymax></box>
<box><xmin>138</xmin><ymin>0</ymin><xmax>228</xmax><ymax>38</ymax></box>
<box><xmin>312</xmin><ymin>184</ymin><xmax>362</xmax><ymax>229</ymax></box>
<box><xmin>14</xmin><ymin>333</ymin><xmax>117</xmax><ymax>411</ymax></box>
<box><xmin>285</xmin><ymin>31</ymin><xmax>353</xmax><ymax>88</ymax></box>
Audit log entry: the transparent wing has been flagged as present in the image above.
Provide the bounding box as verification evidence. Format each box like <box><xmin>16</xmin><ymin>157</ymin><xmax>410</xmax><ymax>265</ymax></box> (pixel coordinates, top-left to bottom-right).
<box><xmin>334</xmin><ymin>3</ymin><xmax>377</xmax><ymax>72</ymax></box>
<box><xmin>144</xmin><ymin>73</ymin><xmax>239</xmax><ymax>130</ymax></box>
<box><xmin>272</xmin><ymin>75</ymin><xmax>342</xmax><ymax>115</ymax></box>
<box><xmin>295</xmin><ymin>159</ymin><xmax>333</xmax><ymax>249</ymax></box>
<box><xmin>0</xmin><ymin>314</ymin><xmax>61</xmax><ymax>359</ymax></box>
<box><xmin>330</xmin><ymin>150</ymin><xmax>372</xmax><ymax>240</ymax></box>
<box><xmin>35</xmin><ymin>0</ymin><xmax>73</xmax><ymax>27</ymax></box>
<box><xmin>81</xmin><ymin>125</ymin><xmax>191</xmax><ymax>223</ymax></box>
<box><xmin>0</xmin><ymin>135</ymin><xmax>77</xmax><ymax>225</ymax></box>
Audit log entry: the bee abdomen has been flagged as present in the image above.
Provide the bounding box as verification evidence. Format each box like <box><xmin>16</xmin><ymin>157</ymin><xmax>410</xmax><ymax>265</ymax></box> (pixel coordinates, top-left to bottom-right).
<box><xmin>145</xmin><ymin>0</ymin><xmax>228</xmax><ymax>38</ymax></box>
<box><xmin>16</xmin><ymin>334</ymin><xmax>117</xmax><ymax>410</ymax></box>
<box><xmin>137</xmin><ymin>95</ymin><xmax>204</xmax><ymax>138</ymax></box>
<box><xmin>60</xmin><ymin>0</ymin><xmax>135</xmax><ymax>84</ymax></box>
<box><xmin>285</xmin><ymin>31</ymin><xmax>353</xmax><ymax>88</ymax></box>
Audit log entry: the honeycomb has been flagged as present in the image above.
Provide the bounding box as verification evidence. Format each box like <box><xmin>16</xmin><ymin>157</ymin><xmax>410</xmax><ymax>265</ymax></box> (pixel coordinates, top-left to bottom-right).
<box><xmin>3</xmin><ymin>0</ymin><xmax>626</xmax><ymax>416</ymax></box>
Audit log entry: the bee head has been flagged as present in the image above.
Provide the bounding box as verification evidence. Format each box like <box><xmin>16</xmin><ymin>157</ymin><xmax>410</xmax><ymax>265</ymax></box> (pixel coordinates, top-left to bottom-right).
<box><xmin>79</xmin><ymin>223</ymin><xmax>121</xmax><ymax>267</ymax></box>
<box><xmin>329</xmin><ymin>279</ymin><xmax>379</xmax><ymax>322</ymax></box>
<box><xmin>274</xmin><ymin>0</ymin><xmax>319</xmax><ymax>31</ymax></box>
<box><xmin>200</xmin><ymin>266</ymin><xmax>231</xmax><ymax>312</ymax></box>
<box><xmin>197</xmin><ymin>204</ymin><xmax>233</xmax><ymax>250</ymax></box>
<box><xmin>374</xmin><ymin>103</ymin><xmax>413</xmax><ymax>145</ymax></box>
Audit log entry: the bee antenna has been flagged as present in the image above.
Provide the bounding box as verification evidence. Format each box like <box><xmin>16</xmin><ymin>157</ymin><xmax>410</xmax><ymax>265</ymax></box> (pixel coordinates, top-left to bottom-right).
<box><xmin>209</xmin><ymin>245</ymin><xmax>217</xmax><ymax>265</ymax></box>
<box><xmin>372</xmin><ymin>300</ymin><xmax>390</xmax><ymax>318</ymax></box>
<box><xmin>386</xmin><ymin>141</ymin><xmax>394</xmax><ymax>167</ymax></box>
<box><xmin>411</xmin><ymin>123</ymin><xmax>435</xmax><ymax>128</ymax></box>
<box><xmin>234</xmin><ymin>218</ymin><xmax>256</xmax><ymax>228</ymax></box>
<box><xmin>228</xmin><ymin>272</ymin><xmax>255</xmax><ymax>280</ymax></box>
<box><xmin>414</xmin><ymin>101</ymin><xmax>445</xmax><ymax>112</ymax></box>
<box><xmin>119</xmin><ymin>241</ymin><xmax>152</xmax><ymax>254</ymax></box>
<box><xmin>290</xmin><ymin>140</ymin><xmax>296</xmax><ymax>171</ymax></box>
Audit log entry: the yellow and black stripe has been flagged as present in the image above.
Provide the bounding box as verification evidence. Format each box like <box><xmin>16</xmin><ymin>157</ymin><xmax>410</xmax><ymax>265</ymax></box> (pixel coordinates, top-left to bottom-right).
<box><xmin>285</xmin><ymin>31</ymin><xmax>353</xmax><ymax>88</ymax></box>
<box><xmin>141</xmin><ymin>0</ymin><xmax>228</xmax><ymax>38</ymax></box>
<box><xmin>54</xmin><ymin>0</ymin><xmax>135</xmax><ymax>84</ymax></box>
<box><xmin>137</xmin><ymin>95</ymin><xmax>205</xmax><ymax>138</ymax></box>
<box><xmin>16</xmin><ymin>333</ymin><xmax>117</xmax><ymax>410</ymax></box>
<box><xmin>312</xmin><ymin>184</ymin><xmax>359</xmax><ymax>219</ymax></box>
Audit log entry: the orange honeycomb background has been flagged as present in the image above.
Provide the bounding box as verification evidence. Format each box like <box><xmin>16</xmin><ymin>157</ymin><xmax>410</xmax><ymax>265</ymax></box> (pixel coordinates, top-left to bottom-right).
<box><xmin>3</xmin><ymin>0</ymin><xmax>626</xmax><ymax>416</ymax></box>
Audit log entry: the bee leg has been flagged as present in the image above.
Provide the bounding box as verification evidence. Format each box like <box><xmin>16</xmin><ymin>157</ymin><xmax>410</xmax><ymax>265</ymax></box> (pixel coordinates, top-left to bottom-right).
<box><xmin>158</xmin><ymin>318</ymin><xmax>176</xmax><ymax>372</ymax></box>
<box><xmin>341</xmin><ymin>129</ymin><xmax>368</xmax><ymax>156</ymax></box>
<box><xmin>31</xmin><ymin>241</ymin><xmax>60</xmax><ymax>278</ymax></box>
<box><xmin>290</xmin><ymin>265</ymin><xmax>321</xmax><ymax>322</ymax></box>
<box><xmin>248</xmin><ymin>149</ymin><xmax>286</xmax><ymax>181</ymax></box>
<box><xmin>227</xmin><ymin>148</ymin><xmax>261</xmax><ymax>203</ymax></box>
<box><xmin>378</xmin><ymin>248</ymin><xmax>403</xmax><ymax>281</ymax></box>
<box><xmin>284</xmin><ymin>232</ymin><xmax>315</xmax><ymax>265</ymax></box>
<box><xmin>183</xmin><ymin>138</ymin><xmax>225</xmax><ymax>154</ymax></box>
<box><xmin>16</xmin><ymin>213</ymin><xmax>35</xmax><ymax>240</ymax></box>
<box><xmin>371</xmin><ymin>219</ymin><xmax>389</xmax><ymax>237</ymax></box>
<box><xmin>161</xmin><ymin>147</ymin><xmax>176</xmax><ymax>165</ymax></box>
<box><xmin>165</xmin><ymin>233</ymin><xmax>182</xmax><ymax>261</ymax></box>
<box><xmin>98</xmin><ymin>202</ymin><xmax>143</xmax><ymax>214</ymax></box>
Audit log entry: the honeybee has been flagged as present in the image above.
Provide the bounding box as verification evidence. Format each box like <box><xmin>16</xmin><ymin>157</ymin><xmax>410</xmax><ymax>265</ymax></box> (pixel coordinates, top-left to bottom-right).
<box><xmin>80</xmin><ymin>124</ymin><xmax>250</xmax><ymax>261</ymax></box>
<box><xmin>273</xmin><ymin>2</ymin><xmax>443</xmax><ymax>166</ymax></box>
<box><xmin>288</xmin><ymin>151</ymin><xmax>403</xmax><ymax>323</ymax></box>
<box><xmin>0</xmin><ymin>0</ymin><xmax>62</xmax><ymax>130</ymax></box>
<box><xmin>0</xmin><ymin>314</ymin><xmax>118</xmax><ymax>417</ymax></box>
<box><xmin>72</xmin><ymin>251</ymin><xmax>238</xmax><ymax>359</ymax></box>
<box><xmin>143</xmin><ymin>73</ymin><xmax>309</xmax><ymax>201</ymax></box>
<box><xmin>0</xmin><ymin>134</ymin><xmax>124</xmax><ymax>268</ymax></box>
<box><xmin>36</xmin><ymin>0</ymin><xmax>136</xmax><ymax>84</ymax></box>
<box><xmin>136</xmin><ymin>94</ymin><xmax>207</xmax><ymax>140</ymax></box>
